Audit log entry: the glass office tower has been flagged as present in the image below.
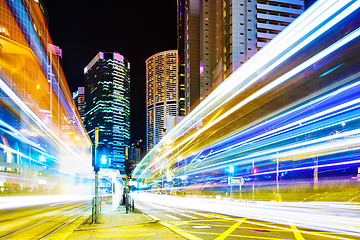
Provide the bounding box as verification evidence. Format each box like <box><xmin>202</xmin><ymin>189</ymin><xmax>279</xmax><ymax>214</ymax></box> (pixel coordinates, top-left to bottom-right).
<box><xmin>84</xmin><ymin>52</ymin><xmax>130</xmax><ymax>170</ymax></box>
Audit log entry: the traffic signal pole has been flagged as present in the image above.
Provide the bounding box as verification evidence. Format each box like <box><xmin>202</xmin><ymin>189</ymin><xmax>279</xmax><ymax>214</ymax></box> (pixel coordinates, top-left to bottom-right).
<box><xmin>93</xmin><ymin>127</ymin><xmax>99</xmax><ymax>223</ymax></box>
<box><xmin>125</xmin><ymin>147</ymin><xmax>129</xmax><ymax>214</ymax></box>
<box><xmin>125</xmin><ymin>174</ymin><xmax>129</xmax><ymax>213</ymax></box>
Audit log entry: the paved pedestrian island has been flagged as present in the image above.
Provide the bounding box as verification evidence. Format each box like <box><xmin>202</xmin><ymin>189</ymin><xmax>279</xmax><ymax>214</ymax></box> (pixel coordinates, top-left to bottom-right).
<box><xmin>67</xmin><ymin>202</ymin><xmax>185</xmax><ymax>239</ymax></box>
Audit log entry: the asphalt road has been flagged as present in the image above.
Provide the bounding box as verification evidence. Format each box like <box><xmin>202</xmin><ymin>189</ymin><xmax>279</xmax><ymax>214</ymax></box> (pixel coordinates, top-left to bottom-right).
<box><xmin>0</xmin><ymin>200</ymin><xmax>91</xmax><ymax>240</ymax></box>
<box><xmin>135</xmin><ymin>199</ymin><xmax>357</xmax><ymax>240</ymax></box>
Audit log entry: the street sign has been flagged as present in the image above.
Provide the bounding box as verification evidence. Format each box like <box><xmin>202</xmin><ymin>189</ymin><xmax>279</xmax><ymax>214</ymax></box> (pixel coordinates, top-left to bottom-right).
<box><xmin>229</xmin><ymin>177</ymin><xmax>244</xmax><ymax>185</ymax></box>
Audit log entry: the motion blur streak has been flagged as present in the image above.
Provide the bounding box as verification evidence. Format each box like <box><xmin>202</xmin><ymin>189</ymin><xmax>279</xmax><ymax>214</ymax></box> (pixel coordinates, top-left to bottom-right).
<box><xmin>0</xmin><ymin>0</ymin><xmax>92</xmax><ymax>196</ymax></box>
<box><xmin>0</xmin><ymin>194</ymin><xmax>92</xmax><ymax>210</ymax></box>
<box><xmin>133</xmin><ymin>0</ymin><xmax>360</xmax><ymax>221</ymax></box>
<box><xmin>132</xmin><ymin>193</ymin><xmax>360</xmax><ymax>238</ymax></box>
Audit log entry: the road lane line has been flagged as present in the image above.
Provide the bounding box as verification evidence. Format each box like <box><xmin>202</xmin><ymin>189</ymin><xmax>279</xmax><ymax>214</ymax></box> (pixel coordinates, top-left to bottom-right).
<box><xmin>215</xmin><ymin>220</ymin><xmax>245</xmax><ymax>240</ymax></box>
<box><xmin>188</xmin><ymin>212</ymin><xmax>213</xmax><ymax>218</ymax></box>
<box><xmin>147</xmin><ymin>214</ymin><xmax>161</xmax><ymax>221</ymax></box>
<box><xmin>165</xmin><ymin>214</ymin><xmax>181</xmax><ymax>220</ymax></box>
<box><xmin>186</xmin><ymin>230</ymin><xmax>284</xmax><ymax>239</ymax></box>
<box><xmin>288</xmin><ymin>221</ymin><xmax>305</xmax><ymax>240</ymax></box>
<box><xmin>143</xmin><ymin>213</ymin><xmax>154</xmax><ymax>220</ymax></box>
<box><xmin>180</xmin><ymin>213</ymin><xmax>199</xmax><ymax>219</ymax></box>
<box><xmin>94</xmin><ymin>233</ymin><xmax>156</xmax><ymax>238</ymax></box>
<box><xmin>193</xmin><ymin>226</ymin><xmax>211</xmax><ymax>229</ymax></box>
<box><xmin>96</xmin><ymin>228</ymin><xmax>147</xmax><ymax>233</ymax></box>
<box><xmin>162</xmin><ymin>222</ymin><xmax>203</xmax><ymax>240</ymax></box>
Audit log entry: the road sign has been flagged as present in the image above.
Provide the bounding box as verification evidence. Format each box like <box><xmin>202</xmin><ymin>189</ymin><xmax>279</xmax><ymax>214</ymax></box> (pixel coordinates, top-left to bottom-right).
<box><xmin>229</xmin><ymin>177</ymin><xmax>244</xmax><ymax>185</ymax></box>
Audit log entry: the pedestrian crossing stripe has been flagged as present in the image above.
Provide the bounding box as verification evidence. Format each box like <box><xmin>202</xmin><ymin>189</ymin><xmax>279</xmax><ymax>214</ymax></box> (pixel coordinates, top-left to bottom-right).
<box><xmin>162</xmin><ymin>222</ymin><xmax>203</xmax><ymax>240</ymax></box>
<box><xmin>94</xmin><ymin>233</ymin><xmax>157</xmax><ymax>238</ymax></box>
<box><xmin>180</xmin><ymin>213</ymin><xmax>199</xmax><ymax>219</ymax></box>
<box><xmin>165</xmin><ymin>214</ymin><xmax>181</xmax><ymax>220</ymax></box>
<box><xmin>147</xmin><ymin>214</ymin><xmax>161</xmax><ymax>221</ymax></box>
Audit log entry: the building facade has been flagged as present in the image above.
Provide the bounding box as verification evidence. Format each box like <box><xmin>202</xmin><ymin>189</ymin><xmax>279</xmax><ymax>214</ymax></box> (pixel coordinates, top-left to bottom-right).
<box><xmin>178</xmin><ymin>0</ymin><xmax>217</xmax><ymax>115</ymax></box>
<box><xmin>179</xmin><ymin>0</ymin><xmax>304</xmax><ymax>112</ymax></box>
<box><xmin>146</xmin><ymin>50</ymin><xmax>178</xmax><ymax>152</ymax></box>
<box><xmin>213</xmin><ymin>0</ymin><xmax>304</xmax><ymax>88</ymax></box>
<box><xmin>73</xmin><ymin>87</ymin><xmax>85</xmax><ymax>122</ymax></box>
<box><xmin>0</xmin><ymin>0</ymin><xmax>92</xmax><ymax>193</ymax></box>
<box><xmin>129</xmin><ymin>139</ymin><xmax>145</xmax><ymax>165</ymax></box>
<box><xmin>84</xmin><ymin>52</ymin><xmax>130</xmax><ymax>170</ymax></box>
<box><xmin>177</xmin><ymin>0</ymin><xmax>186</xmax><ymax>117</ymax></box>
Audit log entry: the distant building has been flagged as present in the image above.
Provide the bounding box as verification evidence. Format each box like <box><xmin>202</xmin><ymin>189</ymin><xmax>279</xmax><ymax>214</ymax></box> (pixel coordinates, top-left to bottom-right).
<box><xmin>178</xmin><ymin>0</ymin><xmax>305</xmax><ymax>111</ymax></box>
<box><xmin>73</xmin><ymin>87</ymin><xmax>85</xmax><ymax>122</ymax></box>
<box><xmin>305</xmin><ymin>0</ymin><xmax>316</xmax><ymax>9</ymax></box>
<box><xmin>146</xmin><ymin>50</ymin><xmax>178</xmax><ymax>152</ymax></box>
<box><xmin>129</xmin><ymin>139</ymin><xmax>145</xmax><ymax>164</ymax></box>
<box><xmin>84</xmin><ymin>52</ymin><xmax>130</xmax><ymax>170</ymax></box>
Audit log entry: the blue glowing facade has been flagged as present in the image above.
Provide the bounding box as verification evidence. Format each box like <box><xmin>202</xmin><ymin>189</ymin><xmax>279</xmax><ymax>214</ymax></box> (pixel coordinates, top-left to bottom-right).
<box><xmin>84</xmin><ymin>52</ymin><xmax>130</xmax><ymax>170</ymax></box>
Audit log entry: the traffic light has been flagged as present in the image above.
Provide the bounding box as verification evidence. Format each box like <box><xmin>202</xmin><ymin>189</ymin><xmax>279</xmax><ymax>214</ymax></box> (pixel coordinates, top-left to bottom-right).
<box><xmin>124</xmin><ymin>158</ymin><xmax>135</xmax><ymax>176</ymax></box>
<box><xmin>93</xmin><ymin>144</ymin><xmax>110</xmax><ymax>171</ymax></box>
<box><xmin>251</xmin><ymin>168</ymin><xmax>258</xmax><ymax>174</ymax></box>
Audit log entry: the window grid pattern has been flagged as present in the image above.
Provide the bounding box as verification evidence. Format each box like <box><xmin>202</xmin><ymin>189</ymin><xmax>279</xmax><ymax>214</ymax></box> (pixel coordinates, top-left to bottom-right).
<box><xmin>146</xmin><ymin>50</ymin><xmax>179</xmax><ymax>152</ymax></box>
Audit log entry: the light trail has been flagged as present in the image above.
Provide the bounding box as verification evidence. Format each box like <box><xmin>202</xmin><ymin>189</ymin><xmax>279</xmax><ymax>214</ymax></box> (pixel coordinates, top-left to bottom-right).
<box><xmin>135</xmin><ymin>0</ymin><xmax>360</xmax><ymax>179</ymax></box>
<box><xmin>132</xmin><ymin>193</ymin><xmax>360</xmax><ymax>238</ymax></box>
<box><xmin>0</xmin><ymin>195</ymin><xmax>92</xmax><ymax>210</ymax></box>
<box><xmin>133</xmin><ymin>1</ymin><xmax>360</xmax><ymax>219</ymax></box>
<box><xmin>0</xmin><ymin>0</ymin><xmax>93</xmax><ymax>196</ymax></box>
<box><xmin>0</xmin><ymin>75</ymin><xmax>92</xmax><ymax>173</ymax></box>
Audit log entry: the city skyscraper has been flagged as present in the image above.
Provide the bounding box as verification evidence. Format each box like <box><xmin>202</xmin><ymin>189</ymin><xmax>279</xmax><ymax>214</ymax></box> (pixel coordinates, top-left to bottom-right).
<box><xmin>177</xmin><ymin>0</ymin><xmax>186</xmax><ymax>117</ymax></box>
<box><xmin>213</xmin><ymin>0</ymin><xmax>305</xmax><ymax>90</ymax></box>
<box><xmin>178</xmin><ymin>0</ymin><xmax>304</xmax><ymax>113</ymax></box>
<box><xmin>73</xmin><ymin>87</ymin><xmax>85</xmax><ymax>122</ymax></box>
<box><xmin>84</xmin><ymin>52</ymin><xmax>130</xmax><ymax>170</ymax></box>
<box><xmin>146</xmin><ymin>50</ymin><xmax>178</xmax><ymax>152</ymax></box>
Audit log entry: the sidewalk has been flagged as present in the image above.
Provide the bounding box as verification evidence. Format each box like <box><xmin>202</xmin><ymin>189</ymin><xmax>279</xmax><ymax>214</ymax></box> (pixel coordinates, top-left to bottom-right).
<box><xmin>67</xmin><ymin>201</ymin><xmax>186</xmax><ymax>239</ymax></box>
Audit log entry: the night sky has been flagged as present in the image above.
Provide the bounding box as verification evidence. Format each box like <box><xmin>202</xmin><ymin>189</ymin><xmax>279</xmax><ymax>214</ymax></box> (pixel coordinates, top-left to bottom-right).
<box><xmin>44</xmin><ymin>1</ymin><xmax>178</xmax><ymax>142</ymax></box>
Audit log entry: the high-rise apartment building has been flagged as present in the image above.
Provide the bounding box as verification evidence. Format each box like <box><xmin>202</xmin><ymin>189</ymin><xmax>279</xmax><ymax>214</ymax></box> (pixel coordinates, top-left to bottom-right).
<box><xmin>73</xmin><ymin>87</ymin><xmax>85</xmax><ymax>122</ymax></box>
<box><xmin>84</xmin><ymin>52</ymin><xmax>130</xmax><ymax>170</ymax></box>
<box><xmin>213</xmin><ymin>0</ymin><xmax>304</xmax><ymax>89</ymax></box>
<box><xmin>146</xmin><ymin>50</ymin><xmax>178</xmax><ymax>152</ymax></box>
<box><xmin>177</xmin><ymin>0</ymin><xmax>186</xmax><ymax>117</ymax></box>
<box><xmin>178</xmin><ymin>0</ymin><xmax>217</xmax><ymax>115</ymax></box>
<box><xmin>179</xmin><ymin>0</ymin><xmax>304</xmax><ymax>112</ymax></box>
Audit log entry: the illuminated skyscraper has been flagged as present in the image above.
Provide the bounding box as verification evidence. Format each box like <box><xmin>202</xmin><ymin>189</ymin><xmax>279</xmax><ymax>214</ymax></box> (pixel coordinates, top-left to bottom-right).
<box><xmin>177</xmin><ymin>0</ymin><xmax>186</xmax><ymax>117</ymax></box>
<box><xmin>213</xmin><ymin>0</ymin><xmax>305</xmax><ymax>90</ymax></box>
<box><xmin>178</xmin><ymin>0</ymin><xmax>304</xmax><ymax>113</ymax></box>
<box><xmin>84</xmin><ymin>52</ymin><xmax>130</xmax><ymax>170</ymax></box>
<box><xmin>146</xmin><ymin>50</ymin><xmax>178</xmax><ymax>152</ymax></box>
<box><xmin>73</xmin><ymin>87</ymin><xmax>85</xmax><ymax>122</ymax></box>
